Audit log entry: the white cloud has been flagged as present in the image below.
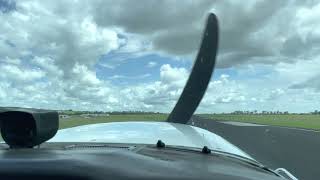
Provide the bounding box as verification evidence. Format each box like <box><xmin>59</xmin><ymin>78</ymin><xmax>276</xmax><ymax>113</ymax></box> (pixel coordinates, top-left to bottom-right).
<box><xmin>0</xmin><ymin>57</ymin><xmax>21</xmax><ymax>65</ymax></box>
<box><xmin>0</xmin><ymin>0</ymin><xmax>119</xmax><ymax>78</ymax></box>
<box><xmin>72</xmin><ymin>63</ymin><xmax>101</xmax><ymax>85</ymax></box>
<box><xmin>88</xmin><ymin>0</ymin><xmax>320</xmax><ymax>69</ymax></box>
<box><xmin>113</xmin><ymin>64</ymin><xmax>189</xmax><ymax>112</ymax></box>
<box><xmin>1</xmin><ymin>0</ymin><xmax>320</xmax><ymax>113</ymax></box>
<box><xmin>146</xmin><ymin>61</ymin><xmax>157</xmax><ymax>68</ymax></box>
<box><xmin>31</xmin><ymin>56</ymin><xmax>63</xmax><ymax>77</ymax></box>
<box><xmin>0</xmin><ymin>64</ymin><xmax>45</xmax><ymax>82</ymax></box>
<box><xmin>160</xmin><ymin>64</ymin><xmax>188</xmax><ymax>85</ymax></box>
<box><xmin>109</xmin><ymin>74</ymin><xmax>151</xmax><ymax>80</ymax></box>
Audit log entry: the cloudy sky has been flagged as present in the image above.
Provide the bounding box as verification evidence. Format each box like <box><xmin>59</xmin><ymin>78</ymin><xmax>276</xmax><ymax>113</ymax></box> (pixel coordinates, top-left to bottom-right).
<box><xmin>1</xmin><ymin>0</ymin><xmax>320</xmax><ymax>113</ymax></box>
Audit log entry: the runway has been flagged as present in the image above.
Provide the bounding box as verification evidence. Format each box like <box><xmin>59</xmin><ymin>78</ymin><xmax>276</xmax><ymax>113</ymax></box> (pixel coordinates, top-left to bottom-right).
<box><xmin>190</xmin><ymin>116</ymin><xmax>320</xmax><ymax>180</ymax></box>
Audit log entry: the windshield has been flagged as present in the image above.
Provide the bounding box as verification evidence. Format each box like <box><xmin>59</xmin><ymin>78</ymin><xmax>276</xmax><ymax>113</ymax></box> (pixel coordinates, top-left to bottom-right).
<box><xmin>2</xmin><ymin>1</ymin><xmax>320</xmax><ymax>128</ymax></box>
<box><xmin>0</xmin><ymin>1</ymin><xmax>319</xmax><ymax>179</ymax></box>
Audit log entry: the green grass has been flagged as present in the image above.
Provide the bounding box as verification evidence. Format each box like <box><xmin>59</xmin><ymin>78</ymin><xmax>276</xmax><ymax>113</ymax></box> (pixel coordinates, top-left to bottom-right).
<box><xmin>59</xmin><ymin>114</ymin><xmax>168</xmax><ymax>129</ymax></box>
<box><xmin>200</xmin><ymin>114</ymin><xmax>320</xmax><ymax>130</ymax></box>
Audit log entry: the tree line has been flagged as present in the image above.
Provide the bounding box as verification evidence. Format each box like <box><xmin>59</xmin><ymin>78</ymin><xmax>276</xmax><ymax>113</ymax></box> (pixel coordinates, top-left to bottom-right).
<box><xmin>59</xmin><ymin>109</ymin><xmax>320</xmax><ymax>115</ymax></box>
<box><xmin>227</xmin><ymin>110</ymin><xmax>320</xmax><ymax>115</ymax></box>
<box><xmin>59</xmin><ymin>110</ymin><xmax>163</xmax><ymax>115</ymax></box>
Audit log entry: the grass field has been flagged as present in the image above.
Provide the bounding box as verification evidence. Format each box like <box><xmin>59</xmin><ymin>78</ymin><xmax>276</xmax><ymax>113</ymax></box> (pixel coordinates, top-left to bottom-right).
<box><xmin>200</xmin><ymin>114</ymin><xmax>320</xmax><ymax>130</ymax></box>
<box><xmin>60</xmin><ymin>114</ymin><xmax>320</xmax><ymax>131</ymax></box>
<box><xmin>1</xmin><ymin>113</ymin><xmax>319</xmax><ymax>142</ymax></box>
<box><xmin>59</xmin><ymin>114</ymin><xmax>168</xmax><ymax>129</ymax></box>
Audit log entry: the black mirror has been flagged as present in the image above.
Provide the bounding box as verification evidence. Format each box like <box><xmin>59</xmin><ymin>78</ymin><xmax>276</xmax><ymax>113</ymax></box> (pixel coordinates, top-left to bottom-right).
<box><xmin>0</xmin><ymin>108</ymin><xmax>59</xmax><ymax>148</ymax></box>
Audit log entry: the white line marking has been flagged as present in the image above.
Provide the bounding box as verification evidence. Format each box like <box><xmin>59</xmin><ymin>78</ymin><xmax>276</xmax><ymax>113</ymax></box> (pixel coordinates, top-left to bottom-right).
<box><xmin>219</xmin><ymin>121</ymin><xmax>267</xmax><ymax>127</ymax></box>
<box><xmin>277</xmin><ymin>126</ymin><xmax>320</xmax><ymax>133</ymax></box>
<box><xmin>219</xmin><ymin>121</ymin><xmax>320</xmax><ymax>133</ymax></box>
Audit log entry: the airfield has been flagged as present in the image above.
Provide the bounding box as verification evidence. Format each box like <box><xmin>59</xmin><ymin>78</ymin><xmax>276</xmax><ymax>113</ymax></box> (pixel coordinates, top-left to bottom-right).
<box><xmin>190</xmin><ymin>116</ymin><xmax>319</xmax><ymax>180</ymax></box>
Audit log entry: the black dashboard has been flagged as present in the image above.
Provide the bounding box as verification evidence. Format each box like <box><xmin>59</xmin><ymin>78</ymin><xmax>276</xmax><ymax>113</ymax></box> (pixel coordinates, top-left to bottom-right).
<box><xmin>0</xmin><ymin>143</ymin><xmax>284</xmax><ymax>180</ymax></box>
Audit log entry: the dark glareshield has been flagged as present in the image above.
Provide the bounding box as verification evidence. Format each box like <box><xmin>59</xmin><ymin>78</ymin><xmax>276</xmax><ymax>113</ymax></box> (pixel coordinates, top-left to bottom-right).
<box><xmin>167</xmin><ymin>13</ymin><xmax>219</xmax><ymax>124</ymax></box>
<box><xmin>0</xmin><ymin>107</ymin><xmax>59</xmax><ymax>148</ymax></box>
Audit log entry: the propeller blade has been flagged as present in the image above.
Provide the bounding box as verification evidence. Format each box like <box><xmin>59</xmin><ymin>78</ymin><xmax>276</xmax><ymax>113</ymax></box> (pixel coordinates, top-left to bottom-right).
<box><xmin>167</xmin><ymin>13</ymin><xmax>219</xmax><ymax>124</ymax></box>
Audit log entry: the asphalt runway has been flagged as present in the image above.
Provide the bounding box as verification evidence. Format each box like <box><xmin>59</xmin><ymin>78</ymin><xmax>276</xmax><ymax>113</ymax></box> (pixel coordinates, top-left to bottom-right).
<box><xmin>189</xmin><ymin>116</ymin><xmax>320</xmax><ymax>180</ymax></box>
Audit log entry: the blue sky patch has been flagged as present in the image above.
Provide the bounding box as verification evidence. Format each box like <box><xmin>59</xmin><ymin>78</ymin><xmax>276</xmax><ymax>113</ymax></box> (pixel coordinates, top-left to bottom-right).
<box><xmin>0</xmin><ymin>0</ymin><xmax>16</xmax><ymax>13</ymax></box>
<box><xmin>96</xmin><ymin>53</ymin><xmax>193</xmax><ymax>86</ymax></box>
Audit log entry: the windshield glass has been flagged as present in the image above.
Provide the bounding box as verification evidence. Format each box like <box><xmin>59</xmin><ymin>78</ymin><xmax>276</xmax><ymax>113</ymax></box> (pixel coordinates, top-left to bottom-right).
<box><xmin>0</xmin><ymin>1</ymin><xmax>319</xmax><ymax>178</ymax></box>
